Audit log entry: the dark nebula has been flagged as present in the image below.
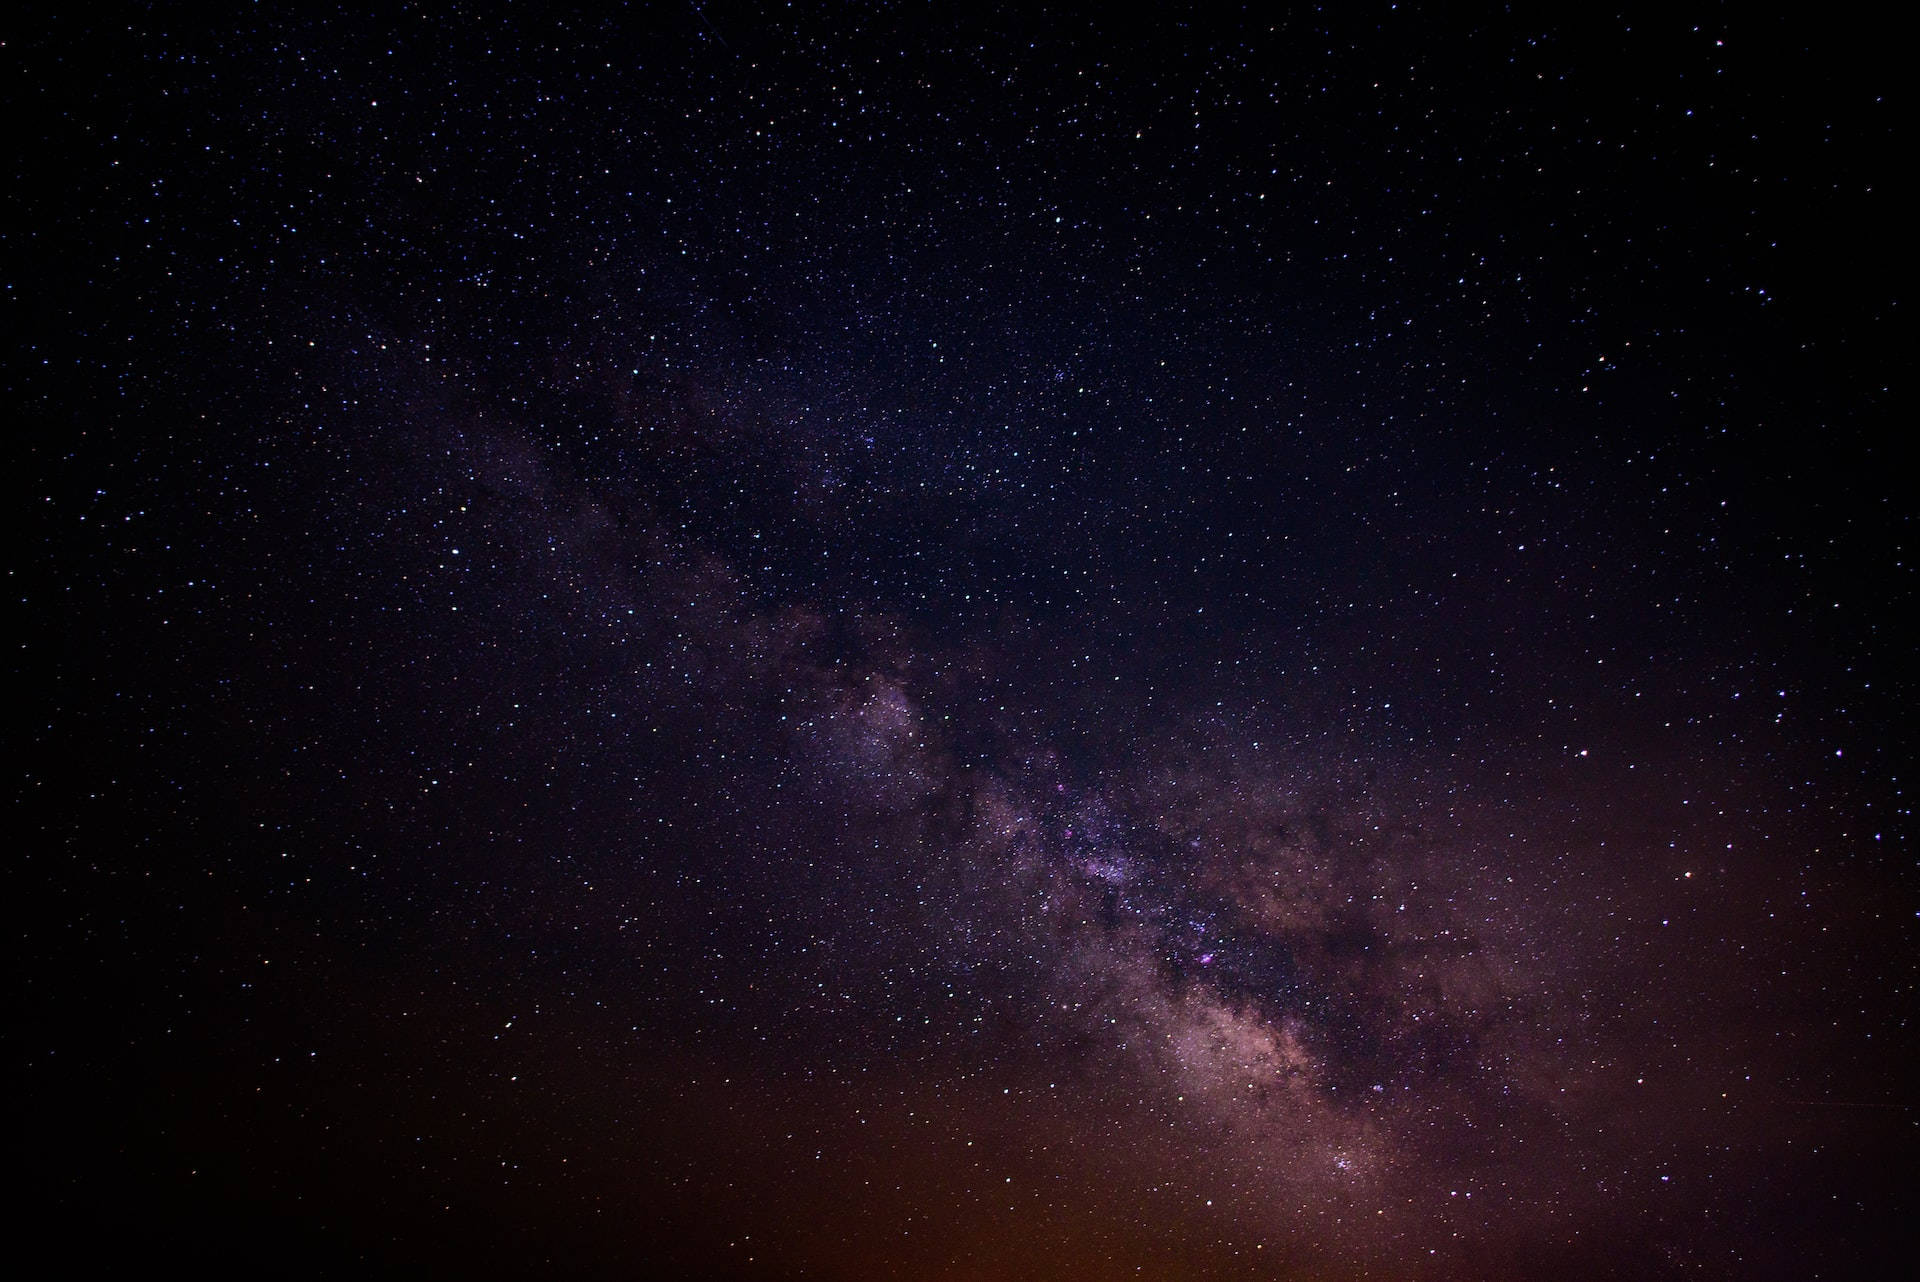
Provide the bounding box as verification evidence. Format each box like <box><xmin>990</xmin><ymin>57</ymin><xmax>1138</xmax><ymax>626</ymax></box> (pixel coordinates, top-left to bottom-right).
<box><xmin>14</xmin><ymin>6</ymin><xmax>1911</xmax><ymax>1279</ymax></box>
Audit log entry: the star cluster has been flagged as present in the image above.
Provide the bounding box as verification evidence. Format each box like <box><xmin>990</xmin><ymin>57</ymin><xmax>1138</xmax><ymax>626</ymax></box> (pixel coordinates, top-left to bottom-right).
<box><xmin>15</xmin><ymin>5</ymin><xmax>1910</xmax><ymax>1279</ymax></box>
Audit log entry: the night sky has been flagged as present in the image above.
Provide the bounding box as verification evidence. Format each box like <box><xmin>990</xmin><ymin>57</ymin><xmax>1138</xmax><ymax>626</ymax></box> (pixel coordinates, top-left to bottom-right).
<box><xmin>13</xmin><ymin>5</ymin><xmax>1913</xmax><ymax>1279</ymax></box>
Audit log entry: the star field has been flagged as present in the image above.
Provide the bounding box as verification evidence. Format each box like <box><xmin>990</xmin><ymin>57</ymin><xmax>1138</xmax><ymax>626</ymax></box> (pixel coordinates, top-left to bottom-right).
<box><xmin>13</xmin><ymin>5</ymin><xmax>1911</xmax><ymax>1279</ymax></box>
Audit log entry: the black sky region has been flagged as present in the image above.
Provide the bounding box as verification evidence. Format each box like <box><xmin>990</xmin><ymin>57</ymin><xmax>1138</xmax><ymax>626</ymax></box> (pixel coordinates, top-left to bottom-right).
<box><xmin>12</xmin><ymin>4</ymin><xmax>1913</xmax><ymax>1279</ymax></box>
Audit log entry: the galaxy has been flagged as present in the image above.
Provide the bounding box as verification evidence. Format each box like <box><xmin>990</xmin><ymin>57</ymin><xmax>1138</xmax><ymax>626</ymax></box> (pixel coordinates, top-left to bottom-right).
<box><xmin>14</xmin><ymin>6</ymin><xmax>1911</xmax><ymax>1279</ymax></box>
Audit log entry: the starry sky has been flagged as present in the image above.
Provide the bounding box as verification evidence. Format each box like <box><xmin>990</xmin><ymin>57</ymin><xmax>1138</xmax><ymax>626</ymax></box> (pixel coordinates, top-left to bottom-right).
<box><xmin>13</xmin><ymin>5</ymin><xmax>1912</xmax><ymax>1279</ymax></box>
